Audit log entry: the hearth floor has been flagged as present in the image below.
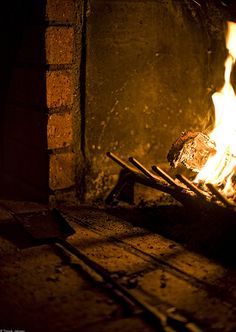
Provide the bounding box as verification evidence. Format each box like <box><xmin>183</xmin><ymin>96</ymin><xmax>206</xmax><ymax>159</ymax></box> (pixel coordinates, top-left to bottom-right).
<box><xmin>0</xmin><ymin>201</ymin><xmax>235</xmax><ymax>332</ymax></box>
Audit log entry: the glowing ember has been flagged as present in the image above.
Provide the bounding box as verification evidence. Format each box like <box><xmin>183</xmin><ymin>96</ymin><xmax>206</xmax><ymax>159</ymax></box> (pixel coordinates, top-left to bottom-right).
<box><xmin>195</xmin><ymin>21</ymin><xmax>236</xmax><ymax>197</ymax></box>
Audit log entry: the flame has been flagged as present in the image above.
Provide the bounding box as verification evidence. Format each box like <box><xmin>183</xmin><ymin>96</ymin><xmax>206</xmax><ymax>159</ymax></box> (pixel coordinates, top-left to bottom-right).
<box><xmin>195</xmin><ymin>22</ymin><xmax>236</xmax><ymax>196</ymax></box>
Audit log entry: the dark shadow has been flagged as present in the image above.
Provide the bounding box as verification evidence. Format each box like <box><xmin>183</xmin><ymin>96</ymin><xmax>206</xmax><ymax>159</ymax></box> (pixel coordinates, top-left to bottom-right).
<box><xmin>65</xmin><ymin>205</ymin><xmax>236</xmax><ymax>300</ymax></box>
<box><xmin>0</xmin><ymin>222</ymin><xmax>36</xmax><ymax>249</ymax></box>
<box><xmin>0</xmin><ymin>0</ymin><xmax>49</xmax><ymax>203</ymax></box>
<box><xmin>105</xmin><ymin>204</ymin><xmax>236</xmax><ymax>268</ymax></box>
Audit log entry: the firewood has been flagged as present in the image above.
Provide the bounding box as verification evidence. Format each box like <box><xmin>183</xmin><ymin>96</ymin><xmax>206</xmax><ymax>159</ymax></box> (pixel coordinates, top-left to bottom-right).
<box><xmin>167</xmin><ymin>131</ymin><xmax>216</xmax><ymax>172</ymax></box>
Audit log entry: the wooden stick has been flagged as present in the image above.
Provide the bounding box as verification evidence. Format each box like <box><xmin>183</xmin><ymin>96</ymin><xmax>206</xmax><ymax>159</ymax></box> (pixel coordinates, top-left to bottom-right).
<box><xmin>152</xmin><ymin>165</ymin><xmax>179</xmax><ymax>188</ymax></box>
<box><xmin>106</xmin><ymin>152</ymin><xmax>137</xmax><ymax>173</ymax></box>
<box><xmin>206</xmin><ymin>183</ymin><xmax>234</xmax><ymax>208</ymax></box>
<box><xmin>176</xmin><ymin>174</ymin><xmax>207</xmax><ymax>199</ymax></box>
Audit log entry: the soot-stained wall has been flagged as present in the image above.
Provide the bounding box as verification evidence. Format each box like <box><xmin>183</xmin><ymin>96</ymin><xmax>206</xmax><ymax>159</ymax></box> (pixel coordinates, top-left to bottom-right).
<box><xmin>85</xmin><ymin>0</ymin><xmax>228</xmax><ymax>201</ymax></box>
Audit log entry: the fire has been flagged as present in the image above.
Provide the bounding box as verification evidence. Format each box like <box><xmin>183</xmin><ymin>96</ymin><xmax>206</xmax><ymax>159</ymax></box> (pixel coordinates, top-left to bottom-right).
<box><xmin>195</xmin><ymin>22</ymin><xmax>236</xmax><ymax>197</ymax></box>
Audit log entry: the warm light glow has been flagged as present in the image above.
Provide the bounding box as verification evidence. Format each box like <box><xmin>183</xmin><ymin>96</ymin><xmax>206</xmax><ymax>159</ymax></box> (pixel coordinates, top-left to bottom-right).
<box><xmin>195</xmin><ymin>22</ymin><xmax>236</xmax><ymax>196</ymax></box>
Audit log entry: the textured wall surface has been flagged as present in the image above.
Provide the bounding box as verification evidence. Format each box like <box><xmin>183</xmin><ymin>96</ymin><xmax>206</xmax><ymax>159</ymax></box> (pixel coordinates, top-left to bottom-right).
<box><xmin>85</xmin><ymin>0</ymin><xmax>228</xmax><ymax>201</ymax></box>
<box><xmin>46</xmin><ymin>0</ymin><xmax>84</xmax><ymax>204</ymax></box>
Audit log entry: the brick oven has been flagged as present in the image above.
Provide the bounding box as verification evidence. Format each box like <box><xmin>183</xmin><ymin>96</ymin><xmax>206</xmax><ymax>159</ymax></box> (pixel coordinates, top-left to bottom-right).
<box><xmin>1</xmin><ymin>1</ymin><xmax>236</xmax><ymax>331</ymax></box>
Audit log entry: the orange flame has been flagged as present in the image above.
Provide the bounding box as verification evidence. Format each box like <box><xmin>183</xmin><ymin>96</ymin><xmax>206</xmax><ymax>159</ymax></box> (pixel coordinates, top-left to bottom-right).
<box><xmin>195</xmin><ymin>22</ymin><xmax>236</xmax><ymax>196</ymax></box>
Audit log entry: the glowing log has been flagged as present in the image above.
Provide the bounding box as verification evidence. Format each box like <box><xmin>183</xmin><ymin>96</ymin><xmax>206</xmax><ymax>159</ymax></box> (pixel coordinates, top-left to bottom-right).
<box><xmin>167</xmin><ymin>131</ymin><xmax>216</xmax><ymax>172</ymax></box>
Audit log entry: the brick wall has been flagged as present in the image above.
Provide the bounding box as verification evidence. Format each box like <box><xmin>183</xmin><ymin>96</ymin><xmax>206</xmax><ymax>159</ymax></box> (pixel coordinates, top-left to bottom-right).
<box><xmin>0</xmin><ymin>0</ymin><xmax>84</xmax><ymax>204</ymax></box>
<box><xmin>46</xmin><ymin>0</ymin><xmax>84</xmax><ymax>205</ymax></box>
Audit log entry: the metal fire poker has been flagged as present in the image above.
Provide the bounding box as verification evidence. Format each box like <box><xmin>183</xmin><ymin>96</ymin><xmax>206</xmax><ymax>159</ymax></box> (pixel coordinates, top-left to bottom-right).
<box><xmin>106</xmin><ymin>152</ymin><xmax>196</xmax><ymax>206</ymax></box>
<box><xmin>206</xmin><ymin>183</ymin><xmax>234</xmax><ymax>208</ymax></box>
<box><xmin>106</xmin><ymin>152</ymin><xmax>236</xmax><ymax>209</ymax></box>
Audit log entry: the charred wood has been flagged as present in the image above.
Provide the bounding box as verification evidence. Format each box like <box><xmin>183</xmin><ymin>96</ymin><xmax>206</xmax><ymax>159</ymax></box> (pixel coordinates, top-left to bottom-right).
<box><xmin>167</xmin><ymin>131</ymin><xmax>216</xmax><ymax>172</ymax></box>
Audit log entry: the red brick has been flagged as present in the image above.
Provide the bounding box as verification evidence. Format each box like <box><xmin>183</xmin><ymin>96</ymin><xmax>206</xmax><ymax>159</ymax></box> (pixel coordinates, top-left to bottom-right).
<box><xmin>46</xmin><ymin>70</ymin><xmax>73</xmax><ymax>108</ymax></box>
<box><xmin>47</xmin><ymin>112</ymin><xmax>73</xmax><ymax>149</ymax></box>
<box><xmin>46</xmin><ymin>0</ymin><xmax>75</xmax><ymax>23</ymax></box>
<box><xmin>49</xmin><ymin>152</ymin><xmax>75</xmax><ymax>190</ymax></box>
<box><xmin>46</xmin><ymin>27</ymin><xmax>74</xmax><ymax>64</ymax></box>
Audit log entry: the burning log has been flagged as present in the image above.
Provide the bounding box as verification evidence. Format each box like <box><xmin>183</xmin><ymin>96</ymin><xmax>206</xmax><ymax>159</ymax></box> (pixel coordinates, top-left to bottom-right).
<box><xmin>167</xmin><ymin>132</ymin><xmax>236</xmax><ymax>207</ymax></box>
<box><xmin>167</xmin><ymin>131</ymin><xmax>216</xmax><ymax>172</ymax></box>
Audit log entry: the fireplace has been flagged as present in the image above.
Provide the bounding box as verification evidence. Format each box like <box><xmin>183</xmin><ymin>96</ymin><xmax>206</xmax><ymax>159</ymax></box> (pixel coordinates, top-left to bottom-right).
<box><xmin>85</xmin><ymin>0</ymin><xmax>229</xmax><ymax>202</ymax></box>
<box><xmin>0</xmin><ymin>0</ymin><xmax>234</xmax><ymax>205</ymax></box>
<box><xmin>0</xmin><ymin>1</ymin><xmax>236</xmax><ymax>331</ymax></box>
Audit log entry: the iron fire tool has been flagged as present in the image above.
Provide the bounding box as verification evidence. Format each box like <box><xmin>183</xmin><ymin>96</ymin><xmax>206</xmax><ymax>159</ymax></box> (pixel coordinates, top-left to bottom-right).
<box><xmin>106</xmin><ymin>152</ymin><xmax>195</xmax><ymax>207</ymax></box>
<box><xmin>2</xmin><ymin>207</ymin><xmax>203</xmax><ymax>332</ymax></box>
<box><xmin>106</xmin><ymin>152</ymin><xmax>236</xmax><ymax>210</ymax></box>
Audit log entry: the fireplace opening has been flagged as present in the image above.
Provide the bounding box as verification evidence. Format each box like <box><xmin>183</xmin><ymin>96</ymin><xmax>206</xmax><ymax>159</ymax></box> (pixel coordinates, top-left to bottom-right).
<box><xmin>0</xmin><ymin>0</ymin><xmax>234</xmax><ymax>204</ymax></box>
<box><xmin>0</xmin><ymin>1</ymin><xmax>236</xmax><ymax>332</ymax></box>
<box><xmin>85</xmin><ymin>0</ymin><xmax>230</xmax><ymax>202</ymax></box>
